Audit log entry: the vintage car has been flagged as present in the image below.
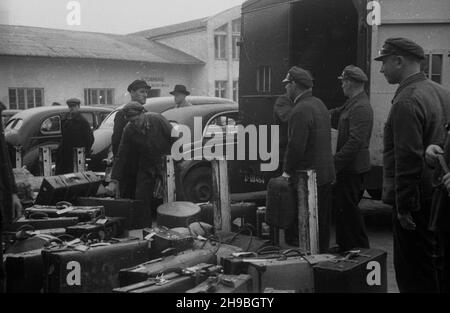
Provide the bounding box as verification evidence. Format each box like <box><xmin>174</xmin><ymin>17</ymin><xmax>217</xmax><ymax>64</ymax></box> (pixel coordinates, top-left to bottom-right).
<box><xmin>5</xmin><ymin>106</ymin><xmax>113</xmax><ymax>175</ymax></box>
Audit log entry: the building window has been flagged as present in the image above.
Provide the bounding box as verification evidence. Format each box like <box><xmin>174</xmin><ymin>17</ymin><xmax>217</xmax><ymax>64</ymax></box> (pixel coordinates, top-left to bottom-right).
<box><xmin>233</xmin><ymin>80</ymin><xmax>239</xmax><ymax>102</ymax></box>
<box><xmin>9</xmin><ymin>88</ymin><xmax>44</xmax><ymax>109</ymax></box>
<box><xmin>84</xmin><ymin>88</ymin><xmax>114</xmax><ymax>105</ymax></box>
<box><xmin>215</xmin><ymin>24</ymin><xmax>227</xmax><ymax>60</ymax></box>
<box><xmin>215</xmin><ymin>81</ymin><xmax>227</xmax><ymax>98</ymax></box>
<box><xmin>256</xmin><ymin>66</ymin><xmax>271</xmax><ymax>93</ymax></box>
<box><xmin>232</xmin><ymin>18</ymin><xmax>241</xmax><ymax>60</ymax></box>
<box><xmin>421</xmin><ymin>54</ymin><xmax>443</xmax><ymax>84</ymax></box>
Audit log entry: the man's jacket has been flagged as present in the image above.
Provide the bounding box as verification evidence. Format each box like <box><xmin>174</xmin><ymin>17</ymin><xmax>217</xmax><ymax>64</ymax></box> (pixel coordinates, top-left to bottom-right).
<box><xmin>283</xmin><ymin>90</ymin><xmax>335</xmax><ymax>186</ymax></box>
<box><xmin>383</xmin><ymin>72</ymin><xmax>450</xmax><ymax>213</ymax></box>
<box><xmin>330</xmin><ymin>91</ymin><xmax>373</xmax><ymax>174</ymax></box>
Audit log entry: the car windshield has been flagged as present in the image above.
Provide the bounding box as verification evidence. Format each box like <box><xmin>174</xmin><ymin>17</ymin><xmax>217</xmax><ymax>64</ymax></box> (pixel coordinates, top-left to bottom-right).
<box><xmin>99</xmin><ymin>111</ymin><xmax>118</xmax><ymax>129</ymax></box>
<box><xmin>4</xmin><ymin>118</ymin><xmax>23</xmax><ymax>131</ymax></box>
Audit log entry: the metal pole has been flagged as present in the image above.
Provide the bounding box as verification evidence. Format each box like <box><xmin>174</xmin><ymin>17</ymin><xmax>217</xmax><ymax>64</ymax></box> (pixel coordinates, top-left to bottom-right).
<box><xmin>212</xmin><ymin>158</ymin><xmax>231</xmax><ymax>232</ymax></box>
<box><xmin>296</xmin><ymin>170</ymin><xmax>319</xmax><ymax>254</ymax></box>
<box><xmin>73</xmin><ymin>147</ymin><xmax>86</xmax><ymax>173</ymax></box>
<box><xmin>39</xmin><ymin>146</ymin><xmax>53</xmax><ymax>177</ymax></box>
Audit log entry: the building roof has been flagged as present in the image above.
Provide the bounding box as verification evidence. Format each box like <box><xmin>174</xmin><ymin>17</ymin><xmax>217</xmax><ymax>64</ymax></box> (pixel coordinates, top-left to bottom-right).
<box><xmin>131</xmin><ymin>17</ymin><xmax>208</xmax><ymax>39</ymax></box>
<box><xmin>0</xmin><ymin>24</ymin><xmax>204</xmax><ymax>65</ymax></box>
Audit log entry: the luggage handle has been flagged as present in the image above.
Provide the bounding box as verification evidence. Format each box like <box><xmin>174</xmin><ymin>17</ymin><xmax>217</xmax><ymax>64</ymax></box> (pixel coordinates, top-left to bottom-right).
<box><xmin>29</xmin><ymin>212</ymin><xmax>49</xmax><ymax>220</ymax></box>
<box><xmin>55</xmin><ymin>201</ymin><xmax>73</xmax><ymax>208</ymax></box>
<box><xmin>256</xmin><ymin>246</ymin><xmax>281</xmax><ymax>256</ymax></box>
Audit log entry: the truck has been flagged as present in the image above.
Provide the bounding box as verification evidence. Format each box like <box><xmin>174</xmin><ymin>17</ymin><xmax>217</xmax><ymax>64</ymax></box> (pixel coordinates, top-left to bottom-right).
<box><xmin>238</xmin><ymin>0</ymin><xmax>450</xmax><ymax>198</ymax></box>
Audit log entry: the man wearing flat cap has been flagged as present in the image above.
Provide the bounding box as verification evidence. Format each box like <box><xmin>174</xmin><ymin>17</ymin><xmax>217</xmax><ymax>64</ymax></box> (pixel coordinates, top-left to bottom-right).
<box><xmin>281</xmin><ymin>66</ymin><xmax>335</xmax><ymax>251</ymax></box>
<box><xmin>170</xmin><ymin>85</ymin><xmax>192</xmax><ymax>108</ymax></box>
<box><xmin>377</xmin><ymin>37</ymin><xmax>450</xmax><ymax>292</ymax></box>
<box><xmin>329</xmin><ymin>65</ymin><xmax>373</xmax><ymax>253</ymax></box>
<box><xmin>106</xmin><ymin>102</ymin><xmax>175</xmax><ymax>224</ymax></box>
<box><xmin>55</xmin><ymin>98</ymin><xmax>94</xmax><ymax>174</ymax></box>
<box><xmin>111</xmin><ymin>79</ymin><xmax>151</xmax><ymax>198</ymax></box>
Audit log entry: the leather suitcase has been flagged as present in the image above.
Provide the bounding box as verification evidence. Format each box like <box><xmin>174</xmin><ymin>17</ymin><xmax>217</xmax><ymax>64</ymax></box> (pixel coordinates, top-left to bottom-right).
<box><xmin>76</xmin><ymin>197</ymin><xmax>150</xmax><ymax>229</ymax></box>
<box><xmin>313</xmin><ymin>248</ymin><xmax>388</xmax><ymax>293</ymax></box>
<box><xmin>65</xmin><ymin>217</ymin><xmax>127</xmax><ymax>240</ymax></box>
<box><xmin>199</xmin><ymin>202</ymin><xmax>257</xmax><ymax>229</ymax></box>
<box><xmin>5</xmin><ymin>249</ymin><xmax>45</xmax><ymax>293</ymax></box>
<box><xmin>266</xmin><ymin>176</ymin><xmax>297</xmax><ymax>228</ymax></box>
<box><xmin>186</xmin><ymin>274</ymin><xmax>253</xmax><ymax>293</ymax></box>
<box><xmin>42</xmin><ymin>238</ymin><xmax>151</xmax><ymax>293</ymax></box>
<box><xmin>24</xmin><ymin>205</ymin><xmax>103</xmax><ymax>223</ymax></box>
<box><xmin>118</xmin><ymin>249</ymin><xmax>217</xmax><ymax>286</ymax></box>
<box><xmin>113</xmin><ymin>263</ymin><xmax>220</xmax><ymax>293</ymax></box>
<box><xmin>4</xmin><ymin>216</ymin><xmax>79</xmax><ymax>231</ymax></box>
<box><xmin>245</xmin><ymin>250</ymin><xmax>336</xmax><ymax>293</ymax></box>
<box><xmin>35</xmin><ymin>172</ymin><xmax>102</xmax><ymax>205</ymax></box>
<box><xmin>142</xmin><ymin>227</ymin><xmax>194</xmax><ymax>258</ymax></box>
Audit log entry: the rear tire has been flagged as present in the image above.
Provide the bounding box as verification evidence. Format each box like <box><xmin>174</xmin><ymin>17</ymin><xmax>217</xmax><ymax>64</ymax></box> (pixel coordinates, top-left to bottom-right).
<box><xmin>183</xmin><ymin>167</ymin><xmax>212</xmax><ymax>203</ymax></box>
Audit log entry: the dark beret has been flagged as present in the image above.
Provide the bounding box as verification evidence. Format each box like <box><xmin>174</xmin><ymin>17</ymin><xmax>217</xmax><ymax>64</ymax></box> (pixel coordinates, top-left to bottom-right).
<box><xmin>338</xmin><ymin>65</ymin><xmax>368</xmax><ymax>82</ymax></box>
<box><xmin>66</xmin><ymin>98</ymin><xmax>81</xmax><ymax>106</ymax></box>
<box><xmin>122</xmin><ymin>101</ymin><xmax>145</xmax><ymax>119</ymax></box>
<box><xmin>375</xmin><ymin>37</ymin><xmax>425</xmax><ymax>61</ymax></box>
<box><xmin>282</xmin><ymin>66</ymin><xmax>314</xmax><ymax>88</ymax></box>
<box><xmin>127</xmin><ymin>80</ymin><xmax>151</xmax><ymax>93</ymax></box>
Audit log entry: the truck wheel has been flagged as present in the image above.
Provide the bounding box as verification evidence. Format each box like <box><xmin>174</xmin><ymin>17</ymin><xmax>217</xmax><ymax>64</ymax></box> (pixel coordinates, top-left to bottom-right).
<box><xmin>366</xmin><ymin>189</ymin><xmax>382</xmax><ymax>200</ymax></box>
<box><xmin>183</xmin><ymin>167</ymin><xmax>212</xmax><ymax>203</ymax></box>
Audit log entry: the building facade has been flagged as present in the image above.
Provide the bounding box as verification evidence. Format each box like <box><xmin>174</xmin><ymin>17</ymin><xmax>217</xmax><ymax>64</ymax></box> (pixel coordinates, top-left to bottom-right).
<box><xmin>133</xmin><ymin>5</ymin><xmax>241</xmax><ymax>101</ymax></box>
<box><xmin>0</xmin><ymin>24</ymin><xmax>204</xmax><ymax>109</ymax></box>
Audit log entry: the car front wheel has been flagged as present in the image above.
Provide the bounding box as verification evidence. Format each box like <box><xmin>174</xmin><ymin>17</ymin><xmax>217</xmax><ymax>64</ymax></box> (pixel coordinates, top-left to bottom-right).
<box><xmin>182</xmin><ymin>166</ymin><xmax>212</xmax><ymax>203</ymax></box>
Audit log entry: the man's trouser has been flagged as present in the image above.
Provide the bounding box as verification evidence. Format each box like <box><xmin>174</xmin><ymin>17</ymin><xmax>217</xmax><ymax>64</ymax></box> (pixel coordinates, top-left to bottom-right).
<box><xmin>393</xmin><ymin>202</ymin><xmax>441</xmax><ymax>293</ymax></box>
<box><xmin>333</xmin><ymin>173</ymin><xmax>370</xmax><ymax>251</ymax></box>
<box><xmin>134</xmin><ymin>169</ymin><xmax>156</xmax><ymax>226</ymax></box>
<box><xmin>284</xmin><ymin>182</ymin><xmax>332</xmax><ymax>253</ymax></box>
<box><xmin>437</xmin><ymin>231</ymin><xmax>450</xmax><ymax>293</ymax></box>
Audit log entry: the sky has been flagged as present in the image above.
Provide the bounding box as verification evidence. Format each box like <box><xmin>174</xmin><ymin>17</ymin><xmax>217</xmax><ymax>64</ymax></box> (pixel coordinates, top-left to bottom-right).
<box><xmin>0</xmin><ymin>0</ymin><xmax>246</xmax><ymax>34</ymax></box>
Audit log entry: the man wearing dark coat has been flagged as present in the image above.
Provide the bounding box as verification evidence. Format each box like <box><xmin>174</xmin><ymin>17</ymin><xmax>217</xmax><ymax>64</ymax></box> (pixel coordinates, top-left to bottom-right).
<box><xmin>273</xmin><ymin>93</ymin><xmax>294</xmax><ymax>173</ymax></box>
<box><xmin>329</xmin><ymin>65</ymin><xmax>373</xmax><ymax>252</ymax></box>
<box><xmin>0</xmin><ymin>101</ymin><xmax>23</xmax><ymax>292</ymax></box>
<box><xmin>111</xmin><ymin>80</ymin><xmax>151</xmax><ymax>198</ymax></box>
<box><xmin>376</xmin><ymin>37</ymin><xmax>450</xmax><ymax>292</ymax></box>
<box><xmin>106</xmin><ymin>102</ymin><xmax>175</xmax><ymax>225</ymax></box>
<box><xmin>55</xmin><ymin>98</ymin><xmax>94</xmax><ymax>175</ymax></box>
<box><xmin>281</xmin><ymin>66</ymin><xmax>336</xmax><ymax>251</ymax></box>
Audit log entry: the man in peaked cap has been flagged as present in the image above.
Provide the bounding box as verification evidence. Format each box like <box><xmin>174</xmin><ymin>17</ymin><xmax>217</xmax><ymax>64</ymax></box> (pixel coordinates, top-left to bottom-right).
<box><xmin>170</xmin><ymin>85</ymin><xmax>192</xmax><ymax>108</ymax></box>
<box><xmin>377</xmin><ymin>37</ymin><xmax>450</xmax><ymax>292</ymax></box>
<box><xmin>329</xmin><ymin>65</ymin><xmax>373</xmax><ymax>253</ymax></box>
<box><xmin>281</xmin><ymin>66</ymin><xmax>335</xmax><ymax>251</ymax></box>
<box><xmin>106</xmin><ymin>101</ymin><xmax>175</xmax><ymax>225</ymax></box>
<box><xmin>55</xmin><ymin>98</ymin><xmax>94</xmax><ymax>174</ymax></box>
<box><xmin>111</xmin><ymin>80</ymin><xmax>151</xmax><ymax>198</ymax></box>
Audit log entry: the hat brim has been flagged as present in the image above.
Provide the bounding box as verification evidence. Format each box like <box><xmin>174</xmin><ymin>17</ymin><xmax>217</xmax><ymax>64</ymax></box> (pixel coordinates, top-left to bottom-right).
<box><xmin>170</xmin><ymin>91</ymin><xmax>190</xmax><ymax>96</ymax></box>
<box><xmin>374</xmin><ymin>53</ymin><xmax>392</xmax><ymax>61</ymax></box>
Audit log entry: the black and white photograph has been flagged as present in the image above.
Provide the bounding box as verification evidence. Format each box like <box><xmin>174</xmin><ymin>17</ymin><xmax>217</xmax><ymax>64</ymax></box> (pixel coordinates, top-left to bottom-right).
<box><xmin>0</xmin><ymin>0</ymin><xmax>450</xmax><ymax>300</ymax></box>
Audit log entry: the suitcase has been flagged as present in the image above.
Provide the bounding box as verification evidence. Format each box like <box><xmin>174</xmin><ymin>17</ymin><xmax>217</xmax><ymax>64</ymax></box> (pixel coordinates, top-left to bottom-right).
<box><xmin>118</xmin><ymin>248</ymin><xmax>217</xmax><ymax>286</ymax></box>
<box><xmin>5</xmin><ymin>249</ymin><xmax>45</xmax><ymax>293</ymax></box>
<box><xmin>42</xmin><ymin>238</ymin><xmax>151</xmax><ymax>293</ymax></box>
<box><xmin>266</xmin><ymin>176</ymin><xmax>297</xmax><ymax>228</ymax></box>
<box><xmin>313</xmin><ymin>248</ymin><xmax>388</xmax><ymax>293</ymax></box>
<box><xmin>4</xmin><ymin>216</ymin><xmax>79</xmax><ymax>232</ymax></box>
<box><xmin>76</xmin><ymin>197</ymin><xmax>150</xmax><ymax>229</ymax></box>
<box><xmin>221</xmin><ymin>246</ymin><xmax>282</xmax><ymax>275</ymax></box>
<box><xmin>245</xmin><ymin>250</ymin><xmax>336</xmax><ymax>293</ymax></box>
<box><xmin>142</xmin><ymin>227</ymin><xmax>194</xmax><ymax>258</ymax></box>
<box><xmin>156</xmin><ymin>202</ymin><xmax>201</xmax><ymax>228</ymax></box>
<box><xmin>24</xmin><ymin>204</ymin><xmax>103</xmax><ymax>223</ymax></box>
<box><xmin>199</xmin><ymin>202</ymin><xmax>257</xmax><ymax>229</ymax></box>
<box><xmin>35</xmin><ymin>172</ymin><xmax>102</xmax><ymax>205</ymax></box>
<box><xmin>113</xmin><ymin>263</ymin><xmax>221</xmax><ymax>293</ymax></box>
<box><xmin>186</xmin><ymin>274</ymin><xmax>253</xmax><ymax>293</ymax></box>
<box><xmin>65</xmin><ymin>217</ymin><xmax>127</xmax><ymax>240</ymax></box>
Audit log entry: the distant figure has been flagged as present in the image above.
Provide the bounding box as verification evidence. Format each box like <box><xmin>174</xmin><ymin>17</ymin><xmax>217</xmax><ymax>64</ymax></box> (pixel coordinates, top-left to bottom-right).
<box><xmin>52</xmin><ymin>102</ymin><xmax>61</xmax><ymax>106</ymax></box>
<box><xmin>55</xmin><ymin>98</ymin><xmax>94</xmax><ymax>174</ymax></box>
<box><xmin>170</xmin><ymin>85</ymin><xmax>192</xmax><ymax>108</ymax></box>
